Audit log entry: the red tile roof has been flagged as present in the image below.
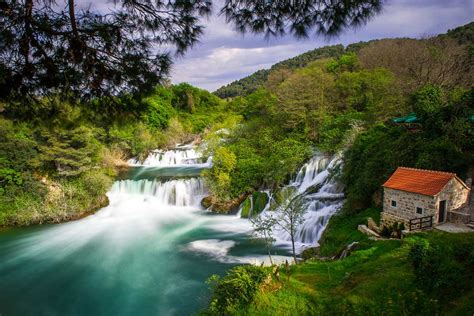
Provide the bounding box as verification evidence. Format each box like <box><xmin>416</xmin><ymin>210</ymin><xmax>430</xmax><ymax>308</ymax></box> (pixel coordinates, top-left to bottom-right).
<box><xmin>383</xmin><ymin>167</ymin><xmax>468</xmax><ymax>196</ymax></box>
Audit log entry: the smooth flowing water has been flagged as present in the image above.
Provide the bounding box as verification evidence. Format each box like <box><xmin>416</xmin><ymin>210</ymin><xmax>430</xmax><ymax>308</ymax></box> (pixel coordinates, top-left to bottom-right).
<box><xmin>0</xmin><ymin>146</ymin><xmax>342</xmax><ymax>315</ymax></box>
<box><xmin>260</xmin><ymin>153</ymin><xmax>344</xmax><ymax>252</ymax></box>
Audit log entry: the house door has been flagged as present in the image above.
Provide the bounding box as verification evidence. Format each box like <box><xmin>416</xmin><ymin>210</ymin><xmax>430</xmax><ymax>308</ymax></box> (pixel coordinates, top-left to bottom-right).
<box><xmin>438</xmin><ymin>200</ymin><xmax>447</xmax><ymax>223</ymax></box>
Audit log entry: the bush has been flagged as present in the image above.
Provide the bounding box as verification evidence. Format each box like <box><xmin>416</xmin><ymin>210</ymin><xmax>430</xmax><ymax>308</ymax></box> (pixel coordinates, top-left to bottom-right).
<box><xmin>206</xmin><ymin>265</ymin><xmax>269</xmax><ymax>315</ymax></box>
<box><xmin>409</xmin><ymin>236</ymin><xmax>474</xmax><ymax>302</ymax></box>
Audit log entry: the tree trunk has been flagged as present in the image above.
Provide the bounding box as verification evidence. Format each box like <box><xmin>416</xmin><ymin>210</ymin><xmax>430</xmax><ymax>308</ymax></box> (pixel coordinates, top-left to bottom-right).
<box><xmin>266</xmin><ymin>240</ymin><xmax>273</xmax><ymax>266</ymax></box>
<box><xmin>291</xmin><ymin>234</ymin><xmax>297</xmax><ymax>264</ymax></box>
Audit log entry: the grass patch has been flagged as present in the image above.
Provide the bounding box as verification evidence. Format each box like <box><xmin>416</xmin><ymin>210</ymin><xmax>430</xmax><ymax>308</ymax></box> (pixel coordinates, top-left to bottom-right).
<box><xmin>318</xmin><ymin>207</ymin><xmax>380</xmax><ymax>257</ymax></box>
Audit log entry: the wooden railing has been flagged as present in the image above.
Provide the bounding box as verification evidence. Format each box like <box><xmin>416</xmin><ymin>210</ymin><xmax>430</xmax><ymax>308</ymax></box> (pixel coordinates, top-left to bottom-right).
<box><xmin>409</xmin><ymin>216</ymin><xmax>433</xmax><ymax>231</ymax></box>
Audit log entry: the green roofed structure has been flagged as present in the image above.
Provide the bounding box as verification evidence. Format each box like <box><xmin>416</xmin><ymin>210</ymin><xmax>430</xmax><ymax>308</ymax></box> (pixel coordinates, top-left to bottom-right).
<box><xmin>392</xmin><ymin>113</ymin><xmax>419</xmax><ymax>123</ymax></box>
<box><xmin>393</xmin><ymin>113</ymin><xmax>474</xmax><ymax>124</ymax></box>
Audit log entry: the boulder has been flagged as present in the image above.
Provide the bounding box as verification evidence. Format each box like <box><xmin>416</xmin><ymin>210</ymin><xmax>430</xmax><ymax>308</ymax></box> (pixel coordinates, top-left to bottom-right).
<box><xmin>358</xmin><ymin>224</ymin><xmax>381</xmax><ymax>238</ymax></box>
<box><xmin>367</xmin><ymin>217</ymin><xmax>380</xmax><ymax>233</ymax></box>
<box><xmin>302</xmin><ymin>247</ymin><xmax>320</xmax><ymax>261</ymax></box>
<box><xmin>201</xmin><ymin>195</ymin><xmax>247</xmax><ymax>214</ymax></box>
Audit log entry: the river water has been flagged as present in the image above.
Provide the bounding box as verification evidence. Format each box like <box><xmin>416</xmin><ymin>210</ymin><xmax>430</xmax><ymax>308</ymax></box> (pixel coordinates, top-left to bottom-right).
<box><xmin>0</xmin><ymin>145</ymin><xmax>342</xmax><ymax>315</ymax></box>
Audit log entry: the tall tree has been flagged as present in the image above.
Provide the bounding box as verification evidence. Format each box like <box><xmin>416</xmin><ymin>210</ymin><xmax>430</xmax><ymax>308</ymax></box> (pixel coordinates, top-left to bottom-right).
<box><xmin>1</xmin><ymin>0</ymin><xmax>383</xmax><ymax>101</ymax></box>
<box><xmin>272</xmin><ymin>188</ymin><xmax>308</xmax><ymax>264</ymax></box>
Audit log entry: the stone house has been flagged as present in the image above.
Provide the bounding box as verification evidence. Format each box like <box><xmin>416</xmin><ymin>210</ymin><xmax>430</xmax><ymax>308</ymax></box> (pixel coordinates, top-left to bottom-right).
<box><xmin>381</xmin><ymin>167</ymin><xmax>471</xmax><ymax>229</ymax></box>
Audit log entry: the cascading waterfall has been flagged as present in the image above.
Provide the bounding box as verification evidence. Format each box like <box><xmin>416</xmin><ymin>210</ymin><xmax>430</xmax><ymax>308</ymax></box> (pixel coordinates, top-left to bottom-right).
<box><xmin>110</xmin><ymin>178</ymin><xmax>207</xmax><ymax>207</ymax></box>
<box><xmin>127</xmin><ymin>145</ymin><xmax>211</xmax><ymax>167</ymax></box>
<box><xmin>257</xmin><ymin>153</ymin><xmax>344</xmax><ymax>252</ymax></box>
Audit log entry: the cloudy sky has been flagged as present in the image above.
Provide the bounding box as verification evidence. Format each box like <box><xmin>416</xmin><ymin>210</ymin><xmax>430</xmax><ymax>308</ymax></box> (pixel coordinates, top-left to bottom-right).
<box><xmin>170</xmin><ymin>0</ymin><xmax>473</xmax><ymax>91</ymax></box>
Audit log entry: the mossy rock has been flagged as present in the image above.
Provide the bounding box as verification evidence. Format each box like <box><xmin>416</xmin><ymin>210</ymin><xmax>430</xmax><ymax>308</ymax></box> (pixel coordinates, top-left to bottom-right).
<box><xmin>302</xmin><ymin>247</ymin><xmax>320</xmax><ymax>261</ymax></box>
<box><xmin>201</xmin><ymin>195</ymin><xmax>247</xmax><ymax>214</ymax></box>
<box><xmin>201</xmin><ymin>196</ymin><xmax>213</xmax><ymax>209</ymax></box>
<box><xmin>240</xmin><ymin>198</ymin><xmax>252</xmax><ymax>218</ymax></box>
<box><xmin>240</xmin><ymin>192</ymin><xmax>269</xmax><ymax>218</ymax></box>
<box><xmin>252</xmin><ymin>192</ymin><xmax>269</xmax><ymax>215</ymax></box>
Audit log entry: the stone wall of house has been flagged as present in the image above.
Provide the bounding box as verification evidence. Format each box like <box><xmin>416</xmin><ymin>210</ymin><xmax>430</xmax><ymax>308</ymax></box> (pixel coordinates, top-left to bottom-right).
<box><xmin>382</xmin><ymin>188</ymin><xmax>436</xmax><ymax>227</ymax></box>
<box><xmin>380</xmin><ymin>211</ymin><xmax>409</xmax><ymax>228</ymax></box>
<box><xmin>436</xmin><ymin>178</ymin><xmax>470</xmax><ymax>212</ymax></box>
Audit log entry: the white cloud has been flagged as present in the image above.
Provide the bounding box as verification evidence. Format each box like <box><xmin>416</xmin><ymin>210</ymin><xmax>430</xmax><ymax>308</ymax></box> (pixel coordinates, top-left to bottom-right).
<box><xmin>172</xmin><ymin>43</ymin><xmax>317</xmax><ymax>91</ymax></box>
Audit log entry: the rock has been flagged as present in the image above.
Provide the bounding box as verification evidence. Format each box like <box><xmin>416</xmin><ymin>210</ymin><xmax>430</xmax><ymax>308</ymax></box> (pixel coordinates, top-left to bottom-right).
<box><xmin>201</xmin><ymin>195</ymin><xmax>247</xmax><ymax>214</ymax></box>
<box><xmin>240</xmin><ymin>191</ymin><xmax>269</xmax><ymax>218</ymax></box>
<box><xmin>201</xmin><ymin>196</ymin><xmax>213</xmax><ymax>209</ymax></box>
<box><xmin>334</xmin><ymin>241</ymin><xmax>359</xmax><ymax>260</ymax></box>
<box><xmin>303</xmin><ymin>183</ymin><xmax>323</xmax><ymax>195</ymax></box>
<box><xmin>358</xmin><ymin>224</ymin><xmax>381</xmax><ymax>237</ymax></box>
<box><xmin>302</xmin><ymin>247</ymin><xmax>320</xmax><ymax>261</ymax></box>
<box><xmin>367</xmin><ymin>217</ymin><xmax>380</xmax><ymax>233</ymax></box>
<box><xmin>252</xmin><ymin>192</ymin><xmax>269</xmax><ymax>215</ymax></box>
<box><xmin>240</xmin><ymin>197</ymin><xmax>252</xmax><ymax>218</ymax></box>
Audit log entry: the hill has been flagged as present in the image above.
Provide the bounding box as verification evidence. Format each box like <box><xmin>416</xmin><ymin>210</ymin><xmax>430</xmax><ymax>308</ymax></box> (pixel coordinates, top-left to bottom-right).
<box><xmin>214</xmin><ymin>22</ymin><xmax>474</xmax><ymax>99</ymax></box>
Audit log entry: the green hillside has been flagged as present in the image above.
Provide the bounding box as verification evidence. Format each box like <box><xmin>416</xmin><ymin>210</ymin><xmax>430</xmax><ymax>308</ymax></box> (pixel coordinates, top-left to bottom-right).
<box><xmin>214</xmin><ymin>22</ymin><xmax>474</xmax><ymax>99</ymax></box>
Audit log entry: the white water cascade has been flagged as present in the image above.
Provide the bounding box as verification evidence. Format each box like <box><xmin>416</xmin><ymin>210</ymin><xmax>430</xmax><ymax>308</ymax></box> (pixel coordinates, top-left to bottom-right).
<box><xmin>260</xmin><ymin>153</ymin><xmax>344</xmax><ymax>252</ymax></box>
<box><xmin>110</xmin><ymin>178</ymin><xmax>207</xmax><ymax>207</ymax></box>
<box><xmin>127</xmin><ymin>144</ymin><xmax>211</xmax><ymax>167</ymax></box>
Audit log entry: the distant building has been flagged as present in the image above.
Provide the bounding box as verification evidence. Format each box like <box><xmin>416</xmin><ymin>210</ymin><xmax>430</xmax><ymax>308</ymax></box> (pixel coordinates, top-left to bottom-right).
<box><xmin>381</xmin><ymin>167</ymin><xmax>471</xmax><ymax>230</ymax></box>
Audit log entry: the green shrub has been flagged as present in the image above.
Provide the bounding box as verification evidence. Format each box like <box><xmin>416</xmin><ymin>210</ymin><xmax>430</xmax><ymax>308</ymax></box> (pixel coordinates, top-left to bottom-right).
<box><xmin>409</xmin><ymin>235</ymin><xmax>474</xmax><ymax>302</ymax></box>
<box><xmin>206</xmin><ymin>265</ymin><xmax>269</xmax><ymax>315</ymax></box>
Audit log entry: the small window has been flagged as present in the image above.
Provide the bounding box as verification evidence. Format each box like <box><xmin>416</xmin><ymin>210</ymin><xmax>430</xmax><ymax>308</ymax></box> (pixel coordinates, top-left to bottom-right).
<box><xmin>391</xmin><ymin>200</ymin><xmax>397</xmax><ymax>207</ymax></box>
<box><xmin>416</xmin><ymin>207</ymin><xmax>423</xmax><ymax>215</ymax></box>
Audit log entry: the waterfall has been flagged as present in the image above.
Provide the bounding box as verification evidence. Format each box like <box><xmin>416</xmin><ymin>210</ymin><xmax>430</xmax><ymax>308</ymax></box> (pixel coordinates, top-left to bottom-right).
<box><xmin>110</xmin><ymin>178</ymin><xmax>207</xmax><ymax>207</ymax></box>
<box><xmin>128</xmin><ymin>146</ymin><xmax>211</xmax><ymax>167</ymax></box>
<box><xmin>256</xmin><ymin>153</ymin><xmax>344</xmax><ymax>252</ymax></box>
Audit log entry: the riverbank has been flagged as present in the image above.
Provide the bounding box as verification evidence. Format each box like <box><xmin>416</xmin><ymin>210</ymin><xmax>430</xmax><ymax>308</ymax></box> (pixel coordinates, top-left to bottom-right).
<box><xmin>0</xmin><ymin>169</ymin><xmax>113</xmax><ymax>227</ymax></box>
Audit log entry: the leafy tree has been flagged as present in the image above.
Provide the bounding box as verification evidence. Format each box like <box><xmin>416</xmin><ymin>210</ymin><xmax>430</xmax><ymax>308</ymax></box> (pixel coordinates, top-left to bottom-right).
<box><xmin>275</xmin><ymin>61</ymin><xmax>335</xmax><ymax>137</ymax></box>
<box><xmin>202</xmin><ymin>147</ymin><xmax>237</xmax><ymax>200</ymax></box>
<box><xmin>240</xmin><ymin>88</ymin><xmax>277</xmax><ymax>119</ymax></box>
<box><xmin>141</xmin><ymin>89</ymin><xmax>175</xmax><ymax>129</ymax></box>
<box><xmin>334</xmin><ymin>67</ymin><xmax>405</xmax><ymax>122</ymax></box>
<box><xmin>411</xmin><ymin>84</ymin><xmax>445</xmax><ymax>117</ymax></box>
<box><xmin>358</xmin><ymin>37</ymin><xmax>473</xmax><ymax>93</ymax></box>
<box><xmin>326</xmin><ymin>52</ymin><xmax>359</xmax><ymax>74</ymax></box>
<box><xmin>272</xmin><ymin>188</ymin><xmax>308</xmax><ymax>264</ymax></box>
<box><xmin>33</xmin><ymin>126</ymin><xmax>102</xmax><ymax>177</ymax></box>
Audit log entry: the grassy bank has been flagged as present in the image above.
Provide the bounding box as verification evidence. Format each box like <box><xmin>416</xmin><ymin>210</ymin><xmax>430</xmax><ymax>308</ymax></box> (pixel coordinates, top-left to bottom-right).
<box><xmin>0</xmin><ymin>169</ymin><xmax>113</xmax><ymax>226</ymax></box>
<box><xmin>204</xmin><ymin>209</ymin><xmax>474</xmax><ymax>315</ymax></box>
